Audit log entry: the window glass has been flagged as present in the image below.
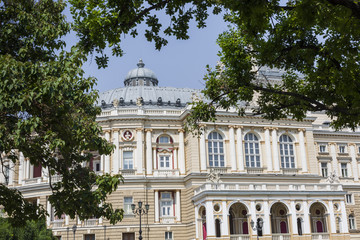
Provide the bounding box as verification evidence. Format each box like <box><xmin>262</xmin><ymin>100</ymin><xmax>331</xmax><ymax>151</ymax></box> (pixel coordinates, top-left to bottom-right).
<box><xmin>319</xmin><ymin>145</ymin><xmax>326</xmax><ymax>152</ymax></box>
<box><xmin>279</xmin><ymin>135</ymin><xmax>295</xmax><ymax>168</ymax></box>
<box><xmin>208</xmin><ymin>132</ymin><xmax>225</xmax><ymax>167</ymax></box>
<box><xmin>123</xmin><ymin>151</ymin><xmax>133</xmax><ymax>169</ymax></box>
<box><xmin>165</xmin><ymin>232</ymin><xmax>173</xmax><ymax>240</ymax></box>
<box><xmin>244</xmin><ymin>133</ymin><xmax>261</xmax><ymax>167</ymax></box>
<box><xmin>346</xmin><ymin>194</ymin><xmax>353</xmax><ymax>204</ymax></box>
<box><xmin>160</xmin><ymin>192</ymin><xmax>173</xmax><ymax>217</ymax></box>
<box><xmin>341</xmin><ymin>163</ymin><xmax>348</xmax><ymax>177</ymax></box>
<box><xmin>159</xmin><ymin>155</ymin><xmax>171</xmax><ymax>169</ymax></box>
<box><xmin>124</xmin><ymin>197</ymin><xmax>133</xmax><ymax>215</ymax></box>
<box><xmin>339</xmin><ymin>145</ymin><xmax>346</xmax><ymax>153</ymax></box>
<box><xmin>159</xmin><ymin>136</ymin><xmax>170</xmax><ymax>143</ymax></box>
<box><xmin>321</xmin><ymin>163</ymin><xmax>328</xmax><ymax>177</ymax></box>
<box><xmin>349</xmin><ymin>214</ymin><xmax>356</xmax><ymax>230</ymax></box>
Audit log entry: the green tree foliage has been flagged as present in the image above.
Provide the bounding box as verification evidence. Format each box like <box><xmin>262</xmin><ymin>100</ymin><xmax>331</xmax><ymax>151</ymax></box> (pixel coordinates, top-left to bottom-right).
<box><xmin>70</xmin><ymin>0</ymin><xmax>360</xmax><ymax>130</ymax></box>
<box><xmin>0</xmin><ymin>0</ymin><xmax>123</xmax><ymax>226</ymax></box>
<box><xmin>0</xmin><ymin>218</ymin><xmax>56</xmax><ymax>240</ymax></box>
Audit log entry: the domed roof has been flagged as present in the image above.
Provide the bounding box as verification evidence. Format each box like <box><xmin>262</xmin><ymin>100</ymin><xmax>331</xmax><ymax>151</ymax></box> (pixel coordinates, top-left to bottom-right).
<box><xmin>124</xmin><ymin>59</ymin><xmax>158</xmax><ymax>87</ymax></box>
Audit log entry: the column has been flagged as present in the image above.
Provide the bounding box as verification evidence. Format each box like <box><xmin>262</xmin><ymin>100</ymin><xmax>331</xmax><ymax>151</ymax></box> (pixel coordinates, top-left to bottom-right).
<box><xmin>263</xmin><ymin>201</ymin><xmax>271</xmax><ymax>235</ymax></box>
<box><xmin>113</xmin><ymin>130</ymin><xmax>120</xmax><ymax>174</ymax></box>
<box><xmin>236</xmin><ymin>127</ymin><xmax>245</xmax><ymax>171</ymax></box>
<box><xmin>229</xmin><ymin>126</ymin><xmax>237</xmax><ymax>171</ymax></box>
<box><xmin>136</xmin><ymin>128</ymin><xmax>143</xmax><ymax>174</ymax></box>
<box><xmin>350</xmin><ymin>144</ymin><xmax>359</xmax><ymax>181</ymax></box>
<box><xmin>18</xmin><ymin>153</ymin><xmax>24</xmax><ymax>184</ymax></box>
<box><xmin>155</xmin><ymin>191</ymin><xmax>159</xmax><ymax>222</ymax></box>
<box><xmin>328</xmin><ymin>200</ymin><xmax>336</xmax><ymax>233</ymax></box>
<box><xmin>65</xmin><ymin>215</ymin><xmax>70</xmax><ymax>225</ymax></box>
<box><xmin>42</xmin><ymin>165</ymin><xmax>48</xmax><ymax>181</ymax></box>
<box><xmin>25</xmin><ymin>159</ymin><xmax>29</xmax><ymax>179</ymax></box>
<box><xmin>264</xmin><ymin>127</ymin><xmax>273</xmax><ymax>171</ymax></box>
<box><xmin>104</xmin><ymin>131</ymin><xmax>110</xmax><ymax>174</ymax></box>
<box><xmin>174</xmin><ymin>148</ymin><xmax>178</xmax><ymax>170</ymax></box>
<box><xmin>175</xmin><ymin>190</ymin><xmax>181</xmax><ymax>222</ymax></box>
<box><xmin>250</xmin><ymin>201</ymin><xmax>257</xmax><ymax>236</ymax></box>
<box><xmin>330</xmin><ymin>143</ymin><xmax>338</xmax><ymax>176</ymax></box>
<box><xmin>298</xmin><ymin>129</ymin><xmax>308</xmax><ymax>172</ymax></box>
<box><xmin>153</xmin><ymin>147</ymin><xmax>157</xmax><ymax>170</ymax></box>
<box><xmin>8</xmin><ymin>160</ymin><xmax>14</xmax><ymax>185</ymax></box>
<box><xmin>145</xmin><ymin>129</ymin><xmax>152</xmax><ymax>175</ymax></box>
<box><xmin>272</xmin><ymin>128</ymin><xmax>280</xmax><ymax>171</ymax></box>
<box><xmin>221</xmin><ymin>201</ymin><xmax>229</xmax><ymax>236</ymax></box>
<box><xmin>290</xmin><ymin>201</ymin><xmax>298</xmax><ymax>235</ymax></box>
<box><xmin>195</xmin><ymin>206</ymin><xmax>199</xmax><ymax>239</ymax></box>
<box><xmin>205</xmin><ymin>201</ymin><xmax>215</xmax><ymax>236</ymax></box>
<box><xmin>200</xmin><ymin>132</ymin><xmax>207</xmax><ymax>171</ymax></box>
<box><xmin>302</xmin><ymin>201</ymin><xmax>311</xmax><ymax>234</ymax></box>
<box><xmin>340</xmin><ymin>201</ymin><xmax>349</xmax><ymax>233</ymax></box>
<box><xmin>178</xmin><ymin>129</ymin><xmax>186</xmax><ymax>174</ymax></box>
<box><xmin>47</xmin><ymin>199</ymin><xmax>51</xmax><ymax>226</ymax></box>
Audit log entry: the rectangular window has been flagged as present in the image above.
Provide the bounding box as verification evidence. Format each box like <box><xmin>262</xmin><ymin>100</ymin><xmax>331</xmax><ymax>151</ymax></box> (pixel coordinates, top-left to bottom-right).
<box><xmin>319</xmin><ymin>145</ymin><xmax>327</xmax><ymax>153</ymax></box>
<box><xmin>159</xmin><ymin>155</ymin><xmax>171</xmax><ymax>169</ymax></box>
<box><xmin>124</xmin><ymin>197</ymin><xmax>133</xmax><ymax>215</ymax></box>
<box><xmin>93</xmin><ymin>160</ymin><xmax>101</xmax><ymax>172</ymax></box>
<box><xmin>84</xmin><ymin>234</ymin><xmax>95</xmax><ymax>240</ymax></box>
<box><xmin>123</xmin><ymin>233</ymin><xmax>135</xmax><ymax>240</ymax></box>
<box><xmin>341</xmin><ymin>163</ymin><xmax>348</xmax><ymax>177</ymax></box>
<box><xmin>123</xmin><ymin>151</ymin><xmax>133</xmax><ymax>170</ymax></box>
<box><xmin>165</xmin><ymin>232</ymin><xmax>173</xmax><ymax>240</ymax></box>
<box><xmin>321</xmin><ymin>163</ymin><xmax>328</xmax><ymax>177</ymax></box>
<box><xmin>160</xmin><ymin>192</ymin><xmax>173</xmax><ymax>217</ymax></box>
<box><xmin>339</xmin><ymin>145</ymin><xmax>346</xmax><ymax>153</ymax></box>
<box><xmin>346</xmin><ymin>194</ymin><xmax>353</xmax><ymax>204</ymax></box>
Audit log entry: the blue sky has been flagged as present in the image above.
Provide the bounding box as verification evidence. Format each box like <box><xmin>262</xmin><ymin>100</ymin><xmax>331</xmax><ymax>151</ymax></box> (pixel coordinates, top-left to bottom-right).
<box><xmin>65</xmin><ymin>9</ymin><xmax>228</xmax><ymax>93</ymax></box>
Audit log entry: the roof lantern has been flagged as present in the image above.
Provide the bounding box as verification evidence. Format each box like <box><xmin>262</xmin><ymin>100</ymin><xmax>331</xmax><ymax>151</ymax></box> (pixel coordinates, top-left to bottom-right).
<box><xmin>124</xmin><ymin>59</ymin><xmax>159</xmax><ymax>87</ymax></box>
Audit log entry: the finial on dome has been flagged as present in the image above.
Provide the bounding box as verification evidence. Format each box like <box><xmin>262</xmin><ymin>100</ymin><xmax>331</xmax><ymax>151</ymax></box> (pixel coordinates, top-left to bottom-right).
<box><xmin>137</xmin><ymin>59</ymin><xmax>145</xmax><ymax>68</ymax></box>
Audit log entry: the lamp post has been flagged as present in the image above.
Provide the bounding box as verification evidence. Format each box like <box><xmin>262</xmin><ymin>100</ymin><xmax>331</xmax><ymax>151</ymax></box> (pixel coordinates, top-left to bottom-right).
<box><xmin>250</xmin><ymin>218</ymin><xmax>263</xmax><ymax>240</ymax></box>
<box><xmin>72</xmin><ymin>224</ymin><xmax>77</xmax><ymax>240</ymax></box>
<box><xmin>131</xmin><ymin>201</ymin><xmax>149</xmax><ymax>240</ymax></box>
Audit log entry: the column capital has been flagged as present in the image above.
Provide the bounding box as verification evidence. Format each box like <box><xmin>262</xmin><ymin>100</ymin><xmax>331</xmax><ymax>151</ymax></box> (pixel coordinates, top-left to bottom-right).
<box><xmin>298</xmin><ymin>128</ymin><xmax>306</xmax><ymax>132</ymax></box>
<box><xmin>112</xmin><ymin>129</ymin><xmax>120</xmax><ymax>133</ymax></box>
<box><xmin>228</xmin><ymin>125</ymin><xmax>236</xmax><ymax>129</ymax></box>
<box><xmin>236</xmin><ymin>125</ymin><xmax>244</xmax><ymax>129</ymax></box>
<box><xmin>270</xmin><ymin>127</ymin><xmax>279</xmax><ymax>131</ymax></box>
<box><xmin>145</xmin><ymin>128</ymin><xmax>153</xmax><ymax>132</ymax></box>
<box><xmin>328</xmin><ymin>142</ymin><xmax>336</xmax><ymax>145</ymax></box>
<box><xmin>178</xmin><ymin>129</ymin><xmax>185</xmax><ymax>133</ymax></box>
<box><xmin>135</xmin><ymin>128</ymin><xmax>144</xmax><ymax>131</ymax></box>
<box><xmin>104</xmin><ymin>130</ymin><xmax>111</xmax><ymax>133</ymax></box>
<box><xmin>349</xmin><ymin>143</ymin><xmax>356</xmax><ymax>147</ymax></box>
<box><xmin>199</xmin><ymin>123</ymin><xmax>206</xmax><ymax>128</ymax></box>
<box><xmin>264</xmin><ymin>126</ymin><xmax>271</xmax><ymax>130</ymax></box>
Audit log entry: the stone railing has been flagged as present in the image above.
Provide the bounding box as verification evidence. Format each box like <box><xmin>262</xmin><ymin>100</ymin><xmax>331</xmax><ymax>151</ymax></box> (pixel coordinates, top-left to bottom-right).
<box><xmin>100</xmin><ymin>109</ymin><xmax>183</xmax><ymax>117</ymax></box>
<box><xmin>230</xmin><ymin>234</ymin><xmax>250</xmax><ymax>240</ymax></box>
<box><xmin>52</xmin><ymin>219</ymin><xmax>65</xmax><ymax>228</ymax></box>
<box><xmin>120</xmin><ymin>169</ymin><xmax>136</xmax><ymax>176</ymax></box>
<box><xmin>311</xmin><ymin>233</ymin><xmax>330</xmax><ymax>240</ymax></box>
<box><xmin>84</xmin><ymin>219</ymin><xmax>97</xmax><ymax>226</ymax></box>
<box><xmin>207</xmin><ymin>167</ymin><xmax>230</xmax><ymax>174</ymax></box>
<box><xmin>160</xmin><ymin>216</ymin><xmax>176</xmax><ymax>224</ymax></box>
<box><xmin>50</xmin><ymin>175</ymin><xmax>62</xmax><ymax>183</ymax></box>
<box><xmin>246</xmin><ymin>167</ymin><xmax>264</xmax><ymax>174</ymax></box>
<box><xmin>281</xmin><ymin>168</ymin><xmax>300</xmax><ymax>175</ymax></box>
<box><xmin>153</xmin><ymin>169</ymin><xmax>180</xmax><ymax>177</ymax></box>
<box><xmin>272</xmin><ymin>234</ymin><xmax>291</xmax><ymax>240</ymax></box>
<box><xmin>23</xmin><ymin>177</ymin><xmax>42</xmax><ymax>185</ymax></box>
<box><xmin>194</xmin><ymin>183</ymin><xmax>343</xmax><ymax>195</ymax></box>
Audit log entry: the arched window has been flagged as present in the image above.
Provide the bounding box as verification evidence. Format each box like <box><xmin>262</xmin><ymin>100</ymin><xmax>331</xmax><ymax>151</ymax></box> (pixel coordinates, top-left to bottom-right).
<box><xmin>244</xmin><ymin>133</ymin><xmax>260</xmax><ymax>168</ymax></box>
<box><xmin>349</xmin><ymin>214</ymin><xmax>356</xmax><ymax>230</ymax></box>
<box><xmin>156</xmin><ymin>134</ymin><xmax>174</xmax><ymax>170</ymax></box>
<box><xmin>208</xmin><ymin>132</ymin><xmax>225</xmax><ymax>167</ymax></box>
<box><xmin>279</xmin><ymin>135</ymin><xmax>295</xmax><ymax>168</ymax></box>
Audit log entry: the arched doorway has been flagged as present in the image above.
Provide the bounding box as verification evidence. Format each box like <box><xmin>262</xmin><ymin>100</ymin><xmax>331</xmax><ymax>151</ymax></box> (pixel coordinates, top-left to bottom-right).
<box><xmin>309</xmin><ymin>202</ymin><xmax>328</xmax><ymax>233</ymax></box>
<box><xmin>270</xmin><ymin>202</ymin><xmax>289</xmax><ymax>234</ymax></box>
<box><xmin>229</xmin><ymin>202</ymin><xmax>249</xmax><ymax>236</ymax></box>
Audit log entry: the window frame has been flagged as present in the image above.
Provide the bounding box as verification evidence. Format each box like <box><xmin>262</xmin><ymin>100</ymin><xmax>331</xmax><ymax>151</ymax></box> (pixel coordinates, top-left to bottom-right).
<box><xmin>244</xmin><ymin>133</ymin><xmax>261</xmax><ymax>168</ymax></box>
<box><xmin>338</xmin><ymin>145</ymin><xmax>347</xmax><ymax>154</ymax></box>
<box><xmin>165</xmin><ymin>231</ymin><xmax>173</xmax><ymax>240</ymax></box>
<box><xmin>123</xmin><ymin>196</ymin><xmax>133</xmax><ymax>215</ymax></box>
<box><xmin>158</xmin><ymin>154</ymin><xmax>172</xmax><ymax>170</ymax></box>
<box><xmin>207</xmin><ymin>131</ymin><xmax>225</xmax><ymax>168</ymax></box>
<box><xmin>341</xmin><ymin>163</ymin><xmax>348</xmax><ymax>178</ymax></box>
<box><xmin>346</xmin><ymin>194</ymin><xmax>354</xmax><ymax>204</ymax></box>
<box><xmin>349</xmin><ymin>214</ymin><xmax>356</xmax><ymax>230</ymax></box>
<box><xmin>160</xmin><ymin>192</ymin><xmax>174</xmax><ymax>217</ymax></box>
<box><xmin>123</xmin><ymin>150</ymin><xmax>134</xmax><ymax>170</ymax></box>
<box><xmin>279</xmin><ymin>134</ymin><xmax>296</xmax><ymax>169</ymax></box>
<box><xmin>319</xmin><ymin>145</ymin><xmax>327</xmax><ymax>153</ymax></box>
<box><xmin>321</xmin><ymin>162</ymin><xmax>328</xmax><ymax>177</ymax></box>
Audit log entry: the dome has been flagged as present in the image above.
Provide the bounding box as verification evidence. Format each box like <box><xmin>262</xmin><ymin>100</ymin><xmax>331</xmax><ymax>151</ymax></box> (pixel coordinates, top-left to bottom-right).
<box><xmin>124</xmin><ymin>59</ymin><xmax>158</xmax><ymax>87</ymax></box>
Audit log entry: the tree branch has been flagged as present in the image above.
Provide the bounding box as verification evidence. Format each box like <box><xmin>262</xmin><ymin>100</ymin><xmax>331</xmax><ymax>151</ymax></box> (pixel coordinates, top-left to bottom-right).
<box><xmin>326</xmin><ymin>0</ymin><xmax>360</xmax><ymax>20</ymax></box>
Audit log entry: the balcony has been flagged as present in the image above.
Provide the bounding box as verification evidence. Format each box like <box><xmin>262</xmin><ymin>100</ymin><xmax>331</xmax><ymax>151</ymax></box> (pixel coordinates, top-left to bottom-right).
<box><xmin>272</xmin><ymin>234</ymin><xmax>291</xmax><ymax>240</ymax></box>
<box><xmin>153</xmin><ymin>169</ymin><xmax>179</xmax><ymax>177</ymax></box>
<box><xmin>23</xmin><ymin>177</ymin><xmax>42</xmax><ymax>185</ymax></box>
<box><xmin>230</xmin><ymin>234</ymin><xmax>250</xmax><ymax>240</ymax></box>
<box><xmin>194</xmin><ymin>182</ymin><xmax>343</xmax><ymax>195</ymax></box>
<box><xmin>281</xmin><ymin>168</ymin><xmax>299</xmax><ymax>175</ymax></box>
<box><xmin>207</xmin><ymin>167</ymin><xmax>229</xmax><ymax>174</ymax></box>
<box><xmin>311</xmin><ymin>233</ymin><xmax>330</xmax><ymax>240</ymax></box>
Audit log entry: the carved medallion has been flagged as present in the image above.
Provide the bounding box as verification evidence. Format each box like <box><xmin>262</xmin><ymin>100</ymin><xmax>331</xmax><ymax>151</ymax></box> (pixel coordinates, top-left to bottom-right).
<box><xmin>122</xmin><ymin>130</ymin><xmax>134</xmax><ymax>141</ymax></box>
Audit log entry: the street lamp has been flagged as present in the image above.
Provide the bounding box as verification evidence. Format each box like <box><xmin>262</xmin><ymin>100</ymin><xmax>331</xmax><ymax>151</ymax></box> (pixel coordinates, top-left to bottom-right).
<box><xmin>250</xmin><ymin>218</ymin><xmax>263</xmax><ymax>240</ymax></box>
<box><xmin>72</xmin><ymin>224</ymin><xmax>77</xmax><ymax>240</ymax></box>
<box><xmin>131</xmin><ymin>201</ymin><xmax>149</xmax><ymax>240</ymax></box>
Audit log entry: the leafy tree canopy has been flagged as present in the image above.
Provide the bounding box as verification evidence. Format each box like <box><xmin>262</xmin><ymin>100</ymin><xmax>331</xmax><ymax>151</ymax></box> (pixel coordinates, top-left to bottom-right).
<box><xmin>70</xmin><ymin>0</ymin><xmax>360</xmax><ymax>130</ymax></box>
<box><xmin>0</xmin><ymin>218</ymin><xmax>56</xmax><ymax>240</ymax></box>
<box><xmin>0</xmin><ymin>0</ymin><xmax>123</xmax><ymax>226</ymax></box>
